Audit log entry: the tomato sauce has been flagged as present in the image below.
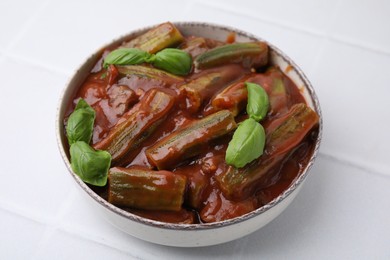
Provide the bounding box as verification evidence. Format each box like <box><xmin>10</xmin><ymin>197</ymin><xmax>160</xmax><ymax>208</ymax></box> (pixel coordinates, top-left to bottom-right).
<box><xmin>65</xmin><ymin>33</ymin><xmax>318</xmax><ymax>224</ymax></box>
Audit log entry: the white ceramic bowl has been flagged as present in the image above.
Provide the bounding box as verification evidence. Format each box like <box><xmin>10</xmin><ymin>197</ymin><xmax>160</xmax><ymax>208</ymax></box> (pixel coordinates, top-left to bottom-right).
<box><xmin>56</xmin><ymin>22</ymin><xmax>322</xmax><ymax>247</ymax></box>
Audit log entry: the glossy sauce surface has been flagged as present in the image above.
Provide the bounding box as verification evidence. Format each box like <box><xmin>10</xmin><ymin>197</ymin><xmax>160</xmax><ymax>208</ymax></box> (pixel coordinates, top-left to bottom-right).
<box><xmin>66</xmin><ymin>35</ymin><xmax>317</xmax><ymax>224</ymax></box>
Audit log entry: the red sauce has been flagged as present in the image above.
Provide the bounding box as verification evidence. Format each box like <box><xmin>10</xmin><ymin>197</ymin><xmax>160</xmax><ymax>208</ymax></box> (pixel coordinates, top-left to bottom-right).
<box><xmin>226</xmin><ymin>32</ymin><xmax>236</xmax><ymax>44</ymax></box>
<box><xmin>66</xmin><ymin>33</ymin><xmax>318</xmax><ymax>224</ymax></box>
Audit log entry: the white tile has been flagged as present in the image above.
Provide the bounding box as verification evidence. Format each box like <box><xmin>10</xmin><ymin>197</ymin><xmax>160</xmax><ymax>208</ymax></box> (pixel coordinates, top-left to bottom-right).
<box><xmin>0</xmin><ymin>209</ymin><xmax>46</xmax><ymax>259</ymax></box>
<box><xmin>1</xmin><ymin>1</ymin><xmax>389</xmax><ymax>258</ymax></box>
<box><xmin>147</xmin><ymin>155</ymin><xmax>390</xmax><ymax>259</ymax></box>
<box><xmin>185</xmin><ymin>2</ymin><xmax>324</xmax><ymax>74</ymax></box>
<box><xmin>144</xmin><ymin>156</ymin><xmax>390</xmax><ymax>258</ymax></box>
<box><xmin>34</xmin><ymin>230</ymin><xmax>134</xmax><ymax>260</ymax></box>
<box><xmin>2</xmin><ymin>154</ymin><xmax>390</xmax><ymax>258</ymax></box>
<box><xmin>0</xmin><ymin>58</ymin><xmax>73</xmax><ymax>221</ymax></box>
<box><xmin>9</xmin><ymin>0</ymin><xmax>191</xmax><ymax>74</ymax></box>
<box><xmin>196</xmin><ymin>0</ymin><xmax>341</xmax><ymax>35</ymax></box>
<box><xmin>0</xmin><ymin>0</ymin><xmax>47</xmax><ymax>48</ymax></box>
<box><xmin>225</xmin><ymin>155</ymin><xmax>390</xmax><ymax>259</ymax></box>
<box><xmin>59</xmin><ymin>188</ymin><xmax>169</xmax><ymax>259</ymax></box>
<box><xmin>310</xmin><ymin>40</ymin><xmax>390</xmax><ymax>175</ymax></box>
<box><xmin>330</xmin><ymin>0</ymin><xmax>390</xmax><ymax>53</ymax></box>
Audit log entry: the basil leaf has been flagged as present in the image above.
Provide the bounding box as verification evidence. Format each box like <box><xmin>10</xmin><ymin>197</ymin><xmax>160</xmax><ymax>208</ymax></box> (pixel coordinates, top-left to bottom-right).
<box><xmin>103</xmin><ymin>48</ymin><xmax>152</xmax><ymax>68</ymax></box>
<box><xmin>246</xmin><ymin>82</ymin><xmax>269</xmax><ymax>122</ymax></box>
<box><xmin>70</xmin><ymin>141</ymin><xmax>111</xmax><ymax>186</ymax></box>
<box><xmin>66</xmin><ymin>99</ymin><xmax>95</xmax><ymax>145</ymax></box>
<box><xmin>152</xmin><ymin>48</ymin><xmax>192</xmax><ymax>76</ymax></box>
<box><xmin>75</xmin><ymin>98</ymin><xmax>91</xmax><ymax>110</ymax></box>
<box><xmin>225</xmin><ymin>118</ymin><xmax>266</xmax><ymax>168</ymax></box>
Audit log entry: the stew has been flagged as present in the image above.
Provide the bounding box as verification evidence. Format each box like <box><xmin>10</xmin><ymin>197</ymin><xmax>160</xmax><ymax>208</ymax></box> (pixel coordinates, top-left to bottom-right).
<box><xmin>64</xmin><ymin>22</ymin><xmax>319</xmax><ymax>224</ymax></box>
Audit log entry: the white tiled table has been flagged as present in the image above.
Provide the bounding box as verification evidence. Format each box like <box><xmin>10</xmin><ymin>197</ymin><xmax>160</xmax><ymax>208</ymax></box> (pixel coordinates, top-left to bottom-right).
<box><xmin>1</xmin><ymin>0</ymin><xmax>389</xmax><ymax>259</ymax></box>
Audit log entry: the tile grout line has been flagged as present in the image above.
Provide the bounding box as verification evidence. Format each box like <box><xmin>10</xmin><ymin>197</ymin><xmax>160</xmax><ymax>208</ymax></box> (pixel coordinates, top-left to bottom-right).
<box><xmin>56</xmin><ymin>226</ymin><xmax>143</xmax><ymax>259</ymax></box>
<box><xmin>0</xmin><ymin>189</ymin><xmax>140</xmax><ymax>259</ymax></box>
<box><xmin>196</xmin><ymin>0</ymin><xmax>390</xmax><ymax>179</ymax></box>
<box><xmin>318</xmin><ymin>152</ymin><xmax>390</xmax><ymax>180</ymax></box>
<box><xmin>326</xmin><ymin>35</ymin><xmax>390</xmax><ymax>57</ymax></box>
<box><xmin>0</xmin><ymin>200</ymin><xmax>55</xmax><ymax>226</ymax></box>
<box><xmin>2</xmin><ymin>0</ymin><xmax>387</xmax><ymax>82</ymax></box>
<box><xmin>319</xmin><ymin>0</ymin><xmax>390</xmax><ymax>57</ymax></box>
<box><xmin>30</xmin><ymin>187</ymin><xmax>142</xmax><ymax>259</ymax></box>
<box><xmin>194</xmin><ymin>0</ymin><xmax>390</xmax><ymax>57</ymax></box>
<box><xmin>5</xmin><ymin>51</ymin><xmax>70</xmax><ymax>77</ymax></box>
<box><xmin>0</xmin><ymin>159</ymin><xmax>386</xmax><ymax>256</ymax></box>
<box><xmin>30</xmin><ymin>188</ymin><xmax>78</xmax><ymax>260</ymax></box>
<box><xmin>193</xmin><ymin>0</ymin><xmax>327</xmax><ymax>37</ymax></box>
<box><xmin>1</xmin><ymin>153</ymin><xmax>386</xmax><ymax>213</ymax></box>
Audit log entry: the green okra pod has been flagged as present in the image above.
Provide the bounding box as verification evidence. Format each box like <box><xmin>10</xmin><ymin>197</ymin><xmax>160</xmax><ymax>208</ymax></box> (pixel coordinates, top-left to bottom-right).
<box><xmin>123</xmin><ymin>22</ymin><xmax>184</xmax><ymax>54</ymax></box>
<box><xmin>93</xmin><ymin>89</ymin><xmax>175</xmax><ymax>163</ymax></box>
<box><xmin>210</xmin><ymin>67</ymin><xmax>290</xmax><ymax>116</ymax></box>
<box><xmin>146</xmin><ymin>110</ymin><xmax>237</xmax><ymax>170</ymax></box>
<box><xmin>108</xmin><ymin>166</ymin><xmax>187</xmax><ymax>211</ymax></box>
<box><xmin>195</xmin><ymin>42</ymin><xmax>269</xmax><ymax>70</ymax></box>
<box><xmin>117</xmin><ymin>65</ymin><xmax>184</xmax><ymax>86</ymax></box>
<box><xmin>180</xmin><ymin>37</ymin><xmax>209</xmax><ymax>58</ymax></box>
<box><xmin>129</xmin><ymin>208</ymin><xmax>196</xmax><ymax>224</ymax></box>
<box><xmin>175</xmin><ymin>164</ymin><xmax>210</xmax><ymax>209</ymax></box>
<box><xmin>216</xmin><ymin>103</ymin><xmax>319</xmax><ymax>200</ymax></box>
<box><xmin>209</xmin><ymin>76</ymin><xmax>251</xmax><ymax>116</ymax></box>
<box><xmin>180</xmin><ymin>64</ymin><xmax>247</xmax><ymax>113</ymax></box>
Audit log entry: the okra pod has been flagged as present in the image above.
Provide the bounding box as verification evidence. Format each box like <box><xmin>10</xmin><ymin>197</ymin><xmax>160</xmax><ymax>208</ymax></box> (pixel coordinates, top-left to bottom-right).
<box><xmin>108</xmin><ymin>166</ymin><xmax>187</xmax><ymax>211</ymax></box>
<box><xmin>200</xmin><ymin>189</ymin><xmax>258</xmax><ymax>223</ymax></box>
<box><xmin>195</xmin><ymin>42</ymin><xmax>269</xmax><ymax>70</ymax></box>
<box><xmin>175</xmin><ymin>163</ymin><xmax>210</xmax><ymax>209</ymax></box>
<box><xmin>123</xmin><ymin>22</ymin><xmax>184</xmax><ymax>54</ymax></box>
<box><xmin>107</xmin><ymin>85</ymin><xmax>138</xmax><ymax>117</ymax></box>
<box><xmin>129</xmin><ymin>208</ymin><xmax>196</xmax><ymax>224</ymax></box>
<box><xmin>186</xmin><ymin>175</ymin><xmax>207</xmax><ymax>209</ymax></box>
<box><xmin>210</xmin><ymin>67</ymin><xmax>290</xmax><ymax>116</ymax></box>
<box><xmin>146</xmin><ymin>110</ymin><xmax>237</xmax><ymax>170</ymax></box>
<box><xmin>216</xmin><ymin>103</ymin><xmax>319</xmax><ymax>199</ymax></box>
<box><xmin>180</xmin><ymin>37</ymin><xmax>209</xmax><ymax>58</ymax></box>
<box><xmin>93</xmin><ymin>89</ymin><xmax>175</xmax><ymax>163</ymax></box>
<box><xmin>180</xmin><ymin>36</ymin><xmax>225</xmax><ymax>58</ymax></box>
<box><xmin>247</xmin><ymin>67</ymin><xmax>290</xmax><ymax>116</ymax></box>
<box><xmin>180</xmin><ymin>64</ymin><xmax>247</xmax><ymax>113</ymax></box>
<box><xmin>210</xmin><ymin>75</ymin><xmax>253</xmax><ymax>116</ymax></box>
<box><xmin>117</xmin><ymin>65</ymin><xmax>184</xmax><ymax>86</ymax></box>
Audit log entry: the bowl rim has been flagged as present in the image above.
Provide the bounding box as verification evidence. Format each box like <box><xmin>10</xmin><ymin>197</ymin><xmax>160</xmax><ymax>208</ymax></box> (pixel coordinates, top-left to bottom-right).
<box><xmin>56</xmin><ymin>21</ymin><xmax>323</xmax><ymax>231</ymax></box>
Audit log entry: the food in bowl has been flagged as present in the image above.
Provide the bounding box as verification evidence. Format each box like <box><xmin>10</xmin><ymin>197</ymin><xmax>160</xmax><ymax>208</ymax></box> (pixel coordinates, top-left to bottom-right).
<box><xmin>62</xmin><ymin>22</ymin><xmax>320</xmax><ymax>225</ymax></box>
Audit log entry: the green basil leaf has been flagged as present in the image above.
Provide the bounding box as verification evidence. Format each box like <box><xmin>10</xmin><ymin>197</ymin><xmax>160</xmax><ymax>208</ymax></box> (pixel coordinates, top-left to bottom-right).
<box><xmin>70</xmin><ymin>141</ymin><xmax>111</xmax><ymax>186</ymax></box>
<box><xmin>152</xmin><ymin>48</ymin><xmax>192</xmax><ymax>76</ymax></box>
<box><xmin>66</xmin><ymin>99</ymin><xmax>95</xmax><ymax>146</ymax></box>
<box><xmin>74</xmin><ymin>98</ymin><xmax>91</xmax><ymax>110</ymax></box>
<box><xmin>225</xmin><ymin>118</ymin><xmax>266</xmax><ymax>168</ymax></box>
<box><xmin>103</xmin><ymin>48</ymin><xmax>152</xmax><ymax>68</ymax></box>
<box><xmin>246</xmin><ymin>82</ymin><xmax>269</xmax><ymax>122</ymax></box>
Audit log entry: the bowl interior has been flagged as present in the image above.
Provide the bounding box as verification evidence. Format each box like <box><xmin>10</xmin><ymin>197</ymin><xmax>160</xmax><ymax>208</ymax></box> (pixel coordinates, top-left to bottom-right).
<box><xmin>56</xmin><ymin>22</ymin><xmax>322</xmax><ymax>230</ymax></box>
